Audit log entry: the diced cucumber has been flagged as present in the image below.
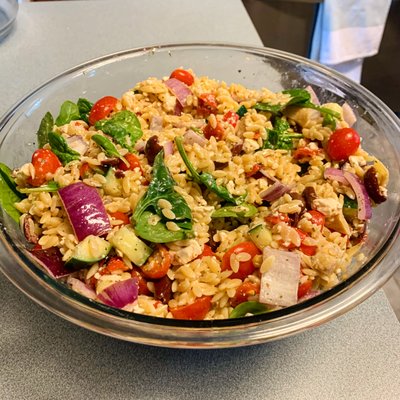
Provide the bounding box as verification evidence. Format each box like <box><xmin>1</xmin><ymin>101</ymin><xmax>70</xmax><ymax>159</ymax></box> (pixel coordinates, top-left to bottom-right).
<box><xmin>109</xmin><ymin>225</ymin><xmax>153</xmax><ymax>266</ymax></box>
<box><xmin>248</xmin><ymin>224</ymin><xmax>272</xmax><ymax>251</ymax></box>
<box><xmin>65</xmin><ymin>235</ymin><xmax>111</xmax><ymax>270</ymax></box>
<box><xmin>103</xmin><ymin>168</ymin><xmax>122</xmax><ymax>196</ymax></box>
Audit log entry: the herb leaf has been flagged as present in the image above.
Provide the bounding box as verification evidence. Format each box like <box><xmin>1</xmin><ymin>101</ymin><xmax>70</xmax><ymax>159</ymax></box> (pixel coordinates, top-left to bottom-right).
<box><xmin>229</xmin><ymin>301</ymin><xmax>269</xmax><ymax>319</ymax></box>
<box><xmin>91</xmin><ymin>134</ymin><xmax>128</xmax><ymax>166</ymax></box>
<box><xmin>37</xmin><ymin>112</ymin><xmax>54</xmax><ymax>148</ymax></box>
<box><xmin>77</xmin><ymin>98</ymin><xmax>93</xmax><ymax>124</ymax></box>
<box><xmin>175</xmin><ymin>136</ymin><xmax>244</xmax><ymax>205</ymax></box>
<box><xmin>55</xmin><ymin>101</ymin><xmax>81</xmax><ymax>126</ymax></box>
<box><xmin>262</xmin><ymin>117</ymin><xmax>302</xmax><ymax>150</ymax></box>
<box><xmin>132</xmin><ymin>150</ymin><xmax>193</xmax><ymax>243</ymax></box>
<box><xmin>48</xmin><ymin>132</ymin><xmax>80</xmax><ymax>165</ymax></box>
<box><xmin>95</xmin><ymin>110</ymin><xmax>143</xmax><ymax>152</ymax></box>
<box><xmin>0</xmin><ymin>169</ymin><xmax>22</xmax><ymax>223</ymax></box>
<box><xmin>211</xmin><ymin>203</ymin><xmax>257</xmax><ymax>218</ymax></box>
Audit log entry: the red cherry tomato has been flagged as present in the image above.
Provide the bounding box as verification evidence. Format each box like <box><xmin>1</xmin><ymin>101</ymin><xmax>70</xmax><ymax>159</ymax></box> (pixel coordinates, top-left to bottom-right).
<box><xmin>169</xmin><ymin>69</ymin><xmax>194</xmax><ymax>86</ymax></box>
<box><xmin>198</xmin><ymin>244</ymin><xmax>215</xmax><ymax>259</ymax></box>
<box><xmin>221</xmin><ymin>241</ymin><xmax>261</xmax><ymax>280</ymax></box>
<box><xmin>245</xmin><ymin>164</ymin><xmax>262</xmax><ymax>178</ymax></box>
<box><xmin>230</xmin><ymin>281</ymin><xmax>260</xmax><ymax>307</ymax></box>
<box><xmin>103</xmin><ymin>257</ymin><xmax>130</xmax><ymax>273</ymax></box>
<box><xmin>141</xmin><ymin>245</ymin><xmax>171</xmax><ymax>279</ymax></box>
<box><xmin>79</xmin><ymin>162</ymin><xmax>91</xmax><ymax>179</ymax></box>
<box><xmin>296</xmin><ymin>229</ymin><xmax>317</xmax><ymax>256</ymax></box>
<box><xmin>297</xmin><ymin>279</ymin><xmax>313</xmax><ymax>299</ymax></box>
<box><xmin>307</xmin><ymin>210</ymin><xmax>325</xmax><ymax>230</ymax></box>
<box><xmin>223</xmin><ymin>110</ymin><xmax>239</xmax><ymax>127</ymax></box>
<box><xmin>118</xmin><ymin>153</ymin><xmax>143</xmax><ymax>174</ymax></box>
<box><xmin>265</xmin><ymin>213</ymin><xmax>290</xmax><ymax>226</ymax></box>
<box><xmin>326</xmin><ymin>128</ymin><xmax>360</xmax><ymax>161</ymax></box>
<box><xmin>88</xmin><ymin>96</ymin><xmax>118</xmax><ymax>125</ymax></box>
<box><xmin>28</xmin><ymin>149</ymin><xmax>62</xmax><ymax>187</ymax></box>
<box><xmin>292</xmin><ymin>147</ymin><xmax>320</xmax><ymax>160</ymax></box>
<box><xmin>131</xmin><ymin>267</ymin><xmax>152</xmax><ymax>296</ymax></box>
<box><xmin>170</xmin><ymin>296</ymin><xmax>212</xmax><ymax>320</ymax></box>
<box><xmin>109</xmin><ymin>211</ymin><xmax>131</xmax><ymax>226</ymax></box>
<box><xmin>203</xmin><ymin>121</ymin><xmax>225</xmax><ymax>140</ymax></box>
<box><xmin>197</xmin><ymin>93</ymin><xmax>218</xmax><ymax>117</ymax></box>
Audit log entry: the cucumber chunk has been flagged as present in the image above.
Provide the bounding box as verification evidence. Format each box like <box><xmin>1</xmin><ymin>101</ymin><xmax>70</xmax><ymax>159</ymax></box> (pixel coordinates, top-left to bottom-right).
<box><xmin>103</xmin><ymin>168</ymin><xmax>122</xmax><ymax>196</ymax></box>
<box><xmin>109</xmin><ymin>225</ymin><xmax>152</xmax><ymax>266</ymax></box>
<box><xmin>65</xmin><ymin>235</ymin><xmax>111</xmax><ymax>270</ymax></box>
<box><xmin>248</xmin><ymin>224</ymin><xmax>273</xmax><ymax>251</ymax></box>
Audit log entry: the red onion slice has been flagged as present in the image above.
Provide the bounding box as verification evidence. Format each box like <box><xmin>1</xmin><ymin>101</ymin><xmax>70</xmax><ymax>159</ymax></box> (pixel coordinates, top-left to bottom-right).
<box><xmin>67</xmin><ymin>276</ymin><xmax>96</xmax><ymax>300</ymax></box>
<box><xmin>134</xmin><ymin>139</ymin><xmax>146</xmax><ymax>153</ymax></box>
<box><xmin>260</xmin><ymin>181</ymin><xmax>291</xmax><ymax>202</ymax></box>
<box><xmin>343</xmin><ymin>171</ymin><xmax>372</xmax><ymax>220</ymax></box>
<box><xmin>150</xmin><ymin>115</ymin><xmax>163</xmax><ymax>131</ymax></box>
<box><xmin>58</xmin><ymin>182</ymin><xmax>111</xmax><ymax>241</ymax></box>
<box><xmin>66</xmin><ymin>135</ymin><xmax>88</xmax><ymax>155</ymax></box>
<box><xmin>174</xmin><ymin>100</ymin><xmax>183</xmax><ymax>116</ymax></box>
<box><xmin>305</xmin><ymin>85</ymin><xmax>320</xmax><ymax>105</ymax></box>
<box><xmin>183</xmin><ymin>129</ymin><xmax>207</xmax><ymax>147</ymax></box>
<box><xmin>164</xmin><ymin>78</ymin><xmax>191</xmax><ymax>107</ymax></box>
<box><xmin>163</xmin><ymin>141</ymin><xmax>174</xmax><ymax>157</ymax></box>
<box><xmin>342</xmin><ymin>102</ymin><xmax>357</xmax><ymax>127</ymax></box>
<box><xmin>30</xmin><ymin>246</ymin><xmax>70</xmax><ymax>278</ymax></box>
<box><xmin>324</xmin><ymin>168</ymin><xmax>350</xmax><ymax>185</ymax></box>
<box><xmin>97</xmin><ymin>278</ymin><xmax>139</xmax><ymax>308</ymax></box>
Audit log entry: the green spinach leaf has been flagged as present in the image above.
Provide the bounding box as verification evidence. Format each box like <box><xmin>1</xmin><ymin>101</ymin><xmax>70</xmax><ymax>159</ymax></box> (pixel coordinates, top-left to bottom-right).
<box><xmin>18</xmin><ymin>181</ymin><xmax>59</xmax><ymax>193</ymax></box>
<box><xmin>95</xmin><ymin>110</ymin><xmax>143</xmax><ymax>152</ymax></box>
<box><xmin>77</xmin><ymin>98</ymin><xmax>93</xmax><ymax>124</ymax></box>
<box><xmin>229</xmin><ymin>301</ymin><xmax>269</xmax><ymax>319</ymax></box>
<box><xmin>262</xmin><ymin>117</ymin><xmax>302</xmax><ymax>150</ymax></box>
<box><xmin>132</xmin><ymin>150</ymin><xmax>193</xmax><ymax>243</ymax></box>
<box><xmin>211</xmin><ymin>203</ymin><xmax>257</xmax><ymax>218</ymax></box>
<box><xmin>48</xmin><ymin>132</ymin><xmax>80</xmax><ymax>165</ymax></box>
<box><xmin>0</xmin><ymin>163</ymin><xmax>26</xmax><ymax>200</ymax></box>
<box><xmin>0</xmin><ymin>171</ymin><xmax>22</xmax><ymax>223</ymax></box>
<box><xmin>36</xmin><ymin>112</ymin><xmax>54</xmax><ymax>148</ymax></box>
<box><xmin>55</xmin><ymin>100</ymin><xmax>81</xmax><ymax>126</ymax></box>
<box><xmin>175</xmin><ymin>136</ymin><xmax>245</xmax><ymax>205</ymax></box>
<box><xmin>91</xmin><ymin>134</ymin><xmax>129</xmax><ymax>167</ymax></box>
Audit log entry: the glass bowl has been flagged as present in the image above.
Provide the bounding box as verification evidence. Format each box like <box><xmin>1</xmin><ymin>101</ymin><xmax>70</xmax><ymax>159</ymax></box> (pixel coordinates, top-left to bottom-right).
<box><xmin>1</xmin><ymin>43</ymin><xmax>399</xmax><ymax>348</ymax></box>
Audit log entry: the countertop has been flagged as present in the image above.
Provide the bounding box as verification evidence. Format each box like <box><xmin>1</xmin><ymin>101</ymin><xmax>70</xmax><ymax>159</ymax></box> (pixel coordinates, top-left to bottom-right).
<box><xmin>1</xmin><ymin>1</ymin><xmax>399</xmax><ymax>399</ymax></box>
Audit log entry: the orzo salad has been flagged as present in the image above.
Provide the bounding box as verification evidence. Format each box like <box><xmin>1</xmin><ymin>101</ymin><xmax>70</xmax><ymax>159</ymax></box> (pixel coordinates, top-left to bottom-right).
<box><xmin>0</xmin><ymin>68</ymin><xmax>389</xmax><ymax>320</ymax></box>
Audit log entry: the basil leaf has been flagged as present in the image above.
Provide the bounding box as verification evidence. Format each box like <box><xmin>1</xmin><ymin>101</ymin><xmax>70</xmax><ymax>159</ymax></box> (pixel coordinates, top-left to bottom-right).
<box><xmin>252</xmin><ymin>103</ymin><xmax>283</xmax><ymax>115</ymax></box>
<box><xmin>0</xmin><ymin>163</ymin><xmax>26</xmax><ymax>200</ymax></box>
<box><xmin>282</xmin><ymin>88</ymin><xmax>311</xmax><ymax>105</ymax></box>
<box><xmin>55</xmin><ymin>101</ymin><xmax>80</xmax><ymax>126</ymax></box>
<box><xmin>0</xmin><ymin>171</ymin><xmax>22</xmax><ymax>223</ymax></box>
<box><xmin>211</xmin><ymin>203</ymin><xmax>257</xmax><ymax>218</ymax></box>
<box><xmin>95</xmin><ymin>110</ymin><xmax>143</xmax><ymax>152</ymax></box>
<box><xmin>133</xmin><ymin>150</ymin><xmax>193</xmax><ymax>243</ymax></box>
<box><xmin>262</xmin><ymin>117</ymin><xmax>302</xmax><ymax>150</ymax></box>
<box><xmin>175</xmin><ymin>136</ymin><xmax>244</xmax><ymax>205</ymax></box>
<box><xmin>37</xmin><ymin>112</ymin><xmax>54</xmax><ymax>148</ymax></box>
<box><xmin>48</xmin><ymin>132</ymin><xmax>80</xmax><ymax>165</ymax></box>
<box><xmin>18</xmin><ymin>181</ymin><xmax>59</xmax><ymax>193</ymax></box>
<box><xmin>77</xmin><ymin>98</ymin><xmax>93</xmax><ymax>124</ymax></box>
<box><xmin>91</xmin><ymin>134</ymin><xmax>128</xmax><ymax>167</ymax></box>
<box><xmin>229</xmin><ymin>301</ymin><xmax>269</xmax><ymax>319</ymax></box>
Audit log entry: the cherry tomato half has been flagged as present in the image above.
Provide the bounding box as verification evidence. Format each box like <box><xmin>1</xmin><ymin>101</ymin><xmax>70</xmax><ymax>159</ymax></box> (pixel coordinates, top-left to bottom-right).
<box><xmin>203</xmin><ymin>121</ymin><xmax>225</xmax><ymax>140</ymax></box>
<box><xmin>221</xmin><ymin>241</ymin><xmax>261</xmax><ymax>280</ymax></box>
<box><xmin>118</xmin><ymin>153</ymin><xmax>143</xmax><ymax>174</ymax></box>
<box><xmin>307</xmin><ymin>210</ymin><xmax>325</xmax><ymax>230</ymax></box>
<box><xmin>169</xmin><ymin>69</ymin><xmax>194</xmax><ymax>86</ymax></box>
<box><xmin>230</xmin><ymin>281</ymin><xmax>260</xmax><ymax>307</ymax></box>
<box><xmin>88</xmin><ymin>96</ymin><xmax>118</xmax><ymax>126</ymax></box>
<box><xmin>170</xmin><ymin>296</ymin><xmax>212</xmax><ymax>320</ymax></box>
<box><xmin>326</xmin><ymin>128</ymin><xmax>360</xmax><ymax>161</ymax></box>
<box><xmin>103</xmin><ymin>257</ymin><xmax>130</xmax><ymax>273</ymax></box>
<box><xmin>131</xmin><ymin>267</ymin><xmax>152</xmax><ymax>296</ymax></box>
<box><xmin>197</xmin><ymin>93</ymin><xmax>218</xmax><ymax>117</ymax></box>
<box><xmin>28</xmin><ymin>149</ymin><xmax>62</xmax><ymax>187</ymax></box>
<box><xmin>140</xmin><ymin>245</ymin><xmax>171</xmax><ymax>279</ymax></box>
<box><xmin>265</xmin><ymin>213</ymin><xmax>290</xmax><ymax>226</ymax></box>
<box><xmin>296</xmin><ymin>229</ymin><xmax>317</xmax><ymax>256</ymax></box>
<box><xmin>109</xmin><ymin>211</ymin><xmax>131</xmax><ymax>226</ymax></box>
<box><xmin>297</xmin><ymin>279</ymin><xmax>313</xmax><ymax>299</ymax></box>
<box><xmin>198</xmin><ymin>244</ymin><xmax>215</xmax><ymax>259</ymax></box>
<box><xmin>223</xmin><ymin>110</ymin><xmax>239</xmax><ymax>127</ymax></box>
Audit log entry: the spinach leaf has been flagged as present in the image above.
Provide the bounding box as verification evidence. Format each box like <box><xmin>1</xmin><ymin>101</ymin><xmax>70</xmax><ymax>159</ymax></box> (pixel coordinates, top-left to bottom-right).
<box><xmin>77</xmin><ymin>98</ymin><xmax>93</xmax><ymax>124</ymax></box>
<box><xmin>19</xmin><ymin>181</ymin><xmax>59</xmax><ymax>193</ymax></box>
<box><xmin>0</xmin><ymin>171</ymin><xmax>22</xmax><ymax>223</ymax></box>
<box><xmin>236</xmin><ymin>105</ymin><xmax>248</xmax><ymax>117</ymax></box>
<box><xmin>0</xmin><ymin>163</ymin><xmax>26</xmax><ymax>200</ymax></box>
<box><xmin>55</xmin><ymin>100</ymin><xmax>80</xmax><ymax>126</ymax></box>
<box><xmin>229</xmin><ymin>301</ymin><xmax>269</xmax><ymax>319</ymax></box>
<box><xmin>253</xmin><ymin>88</ymin><xmax>341</xmax><ymax>123</ymax></box>
<box><xmin>48</xmin><ymin>131</ymin><xmax>80</xmax><ymax>165</ymax></box>
<box><xmin>262</xmin><ymin>117</ymin><xmax>302</xmax><ymax>150</ymax></box>
<box><xmin>211</xmin><ymin>203</ymin><xmax>257</xmax><ymax>218</ymax></box>
<box><xmin>36</xmin><ymin>112</ymin><xmax>54</xmax><ymax>148</ymax></box>
<box><xmin>175</xmin><ymin>136</ymin><xmax>245</xmax><ymax>205</ymax></box>
<box><xmin>95</xmin><ymin>110</ymin><xmax>143</xmax><ymax>152</ymax></box>
<box><xmin>91</xmin><ymin>134</ymin><xmax>128</xmax><ymax>167</ymax></box>
<box><xmin>132</xmin><ymin>150</ymin><xmax>193</xmax><ymax>243</ymax></box>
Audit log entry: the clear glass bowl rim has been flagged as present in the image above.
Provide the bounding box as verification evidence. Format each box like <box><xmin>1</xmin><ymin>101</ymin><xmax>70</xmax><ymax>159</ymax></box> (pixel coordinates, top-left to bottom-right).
<box><xmin>1</xmin><ymin>42</ymin><xmax>400</xmax><ymax>348</ymax></box>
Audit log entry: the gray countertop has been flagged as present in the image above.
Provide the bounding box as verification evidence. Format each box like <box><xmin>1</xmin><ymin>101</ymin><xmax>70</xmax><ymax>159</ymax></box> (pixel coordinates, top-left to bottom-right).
<box><xmin>1</xmin><ymin>1</ymin><xmax>399</xmax><ymax>399</ymax></box>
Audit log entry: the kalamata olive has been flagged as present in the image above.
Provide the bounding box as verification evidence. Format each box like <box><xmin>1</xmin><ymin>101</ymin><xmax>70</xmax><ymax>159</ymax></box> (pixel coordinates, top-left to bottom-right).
<box><xmin>114</xmin><ymin>170</ymin><xmax>125</xmax><ymax>179</ymax></box>
<box><xmin>302</xmin><ymin>186</ymin><xmax>317</xmax><ymax>210</ymax></box>
<box><xmin>100</xmin><ymin>158</ymin><xmax>120</xmax><ymax>167</ymax></box>
<box><xmin>153</xmin><ymin>275</ymin><xmax>173</xmax><ymax>304</ymax></box>
<box><xmin>364</xmin><ymin>167</ymin><xmax>387</xmax><ymax>204</ymax></box>
<box><xmin>214</xmin><ymin>161</ymin><xmax>229</xmax><ymax>169</ymax></box>
<box><xmin>145</xmin><ymin>135</ymin><xmax>163</xmax><ymax>165</ymax></box>
<box><xmin>231</xmin><ymin>142</ymin><xmax>243</xmax><ymax>156</ymax></box>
